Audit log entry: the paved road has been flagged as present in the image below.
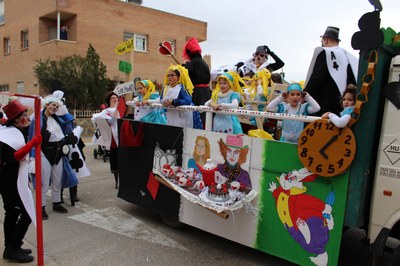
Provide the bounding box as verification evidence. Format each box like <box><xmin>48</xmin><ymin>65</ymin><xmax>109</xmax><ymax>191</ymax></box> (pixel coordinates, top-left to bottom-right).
<box><xmin>0</xmin><ymin>143</ymin><xmax>373</xmax><ymax>265</ymax></box>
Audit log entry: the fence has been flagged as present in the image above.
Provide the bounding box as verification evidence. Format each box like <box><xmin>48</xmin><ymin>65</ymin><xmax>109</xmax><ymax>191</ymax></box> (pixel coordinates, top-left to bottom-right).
<box><xmin>71</xmin><ymin>109</ymin><xmax>101</xmax><ymax>118</ymax></box>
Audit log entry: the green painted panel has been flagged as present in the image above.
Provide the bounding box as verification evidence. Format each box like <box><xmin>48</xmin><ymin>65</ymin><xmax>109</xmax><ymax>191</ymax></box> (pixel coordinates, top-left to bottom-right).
<box><xmin>255</xmin><ymin>140</ymin><xmax>349</xmax><ymax>266</ymax></box>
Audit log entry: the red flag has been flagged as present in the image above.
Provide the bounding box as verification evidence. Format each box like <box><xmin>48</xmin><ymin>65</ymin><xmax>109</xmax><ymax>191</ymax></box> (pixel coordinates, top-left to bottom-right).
<box><xmin>116</xmin><ymin>96</ymin><xmax>126</xmax><ymax>118</ymax></box>
<box><xmin>146</xmin><ymin>172</ymin><xmax>159</xmax><ymax>200</ymax></box>
<box><xmin>119</xmin><ymin>121</ymin><xmax>144</xmax><ymax>147</ymax></box>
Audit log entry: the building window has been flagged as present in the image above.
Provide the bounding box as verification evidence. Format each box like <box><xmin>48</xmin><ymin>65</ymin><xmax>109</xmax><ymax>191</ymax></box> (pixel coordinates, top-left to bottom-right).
<box><xmin>123</xmin><ymin>31</ymin><xmax>134</xmax><ymax>41</ymax></box>
<box><xmin>167</xmin><ymin>40</ymin><xmax>176</xmax><ymax>55</ymax></box>
<box><xmin>134</xmin><ymin>34</ymin><xmax>147</xmax><ymax>52</ymax></box>
<box><xmin>123</xmin><ymin>32</ymin><xmax>147</xmax><ymax>52</ymax></box>
<box><xmin>0</xmin><ymin>0</ymin><xmax>4</xmax><ymax>24</ymax></box>
<box><xmin>16</xmin><ymin>81</ymin><xmax>24</xmax><ymax>94</ymax></box>
<box><xmin>0</xmin><ymin>84</ymin><xmax>8</xmax><ymax>92</ymax></box>
<box><xmin>21</xmin><ymin>30</ymin><xmax>29</xmax><ymax>49</ymax></box>
<box><xmin>0</xmin><ymin>84</ymin><xmax>9</xmax><ymax>106</ymax></box>
<box><xmin>3</xmin><ymin>37</ymin><xmax>10</xmax><ymax>55</ymax></box>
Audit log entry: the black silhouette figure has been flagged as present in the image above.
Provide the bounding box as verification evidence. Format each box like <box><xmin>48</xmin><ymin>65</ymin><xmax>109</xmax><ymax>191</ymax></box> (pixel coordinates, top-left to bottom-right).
<box><xmin>69</xmin><ymin>152</ymin><xmax>83</xmax><ymax>172</ymax></box>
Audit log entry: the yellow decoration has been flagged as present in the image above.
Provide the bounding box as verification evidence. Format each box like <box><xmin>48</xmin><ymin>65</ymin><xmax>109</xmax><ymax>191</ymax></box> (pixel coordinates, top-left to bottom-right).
<box><xmin>247</xmin><ymin>129</ymin><xmax>274</xmax><ymax>140</ymax></box>
<box><xmin>114</xmin><ymin>39</ymin><xmax>134</xmax><ymax>55</ymax></box>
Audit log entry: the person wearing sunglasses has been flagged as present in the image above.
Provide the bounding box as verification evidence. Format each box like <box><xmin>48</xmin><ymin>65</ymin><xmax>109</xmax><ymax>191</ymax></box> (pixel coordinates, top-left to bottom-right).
<box><xmin>238</xmin><ymin>45</ymin><xmax>285</xmax><ymax>78</ymax></box>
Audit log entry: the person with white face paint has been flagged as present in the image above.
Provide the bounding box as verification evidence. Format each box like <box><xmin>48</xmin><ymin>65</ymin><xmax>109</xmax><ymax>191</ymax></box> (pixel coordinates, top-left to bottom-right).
<box><xmin>0</xmin><ymin>100</ymin><xmax>42</xmax><ymax>263</ymax></box>
<box><xmin>216</xmin><ymin>135</ymin><xmax>252</xmax><ymax>189</ymax></box>
<box><xmin>28</xmin><ymin>94</ymin><xmax>76</xmax><ymax>220</ymax></box>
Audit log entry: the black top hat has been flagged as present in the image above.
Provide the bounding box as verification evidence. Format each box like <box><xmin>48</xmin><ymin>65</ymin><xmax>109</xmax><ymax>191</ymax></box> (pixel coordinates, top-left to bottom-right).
<box><xmin>320</xmin><ymin>26</ymin><xmax>341</xmax><ymax>41</ymax></box>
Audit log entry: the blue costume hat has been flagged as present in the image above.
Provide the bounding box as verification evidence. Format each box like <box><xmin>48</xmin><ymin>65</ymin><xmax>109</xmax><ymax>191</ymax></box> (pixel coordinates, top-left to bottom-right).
<box><xmin>287</xmin><ymin>83</ymin><xmax>303</xmax><ymax>93</ymax></box>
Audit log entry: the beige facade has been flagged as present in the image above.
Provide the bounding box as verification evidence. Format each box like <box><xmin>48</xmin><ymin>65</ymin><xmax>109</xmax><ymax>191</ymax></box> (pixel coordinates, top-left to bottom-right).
<box><xmin>0</xmin><ymin>0</ymin><xmax>207</xmax><ymax>102</ymax></box>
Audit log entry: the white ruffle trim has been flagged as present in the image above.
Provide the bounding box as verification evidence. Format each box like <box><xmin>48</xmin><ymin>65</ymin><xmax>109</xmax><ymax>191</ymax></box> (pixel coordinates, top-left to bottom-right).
<box><xmin>153</xmin><ymin>169</ymin><xmax>257</xmax><ymax>213</ymax></box>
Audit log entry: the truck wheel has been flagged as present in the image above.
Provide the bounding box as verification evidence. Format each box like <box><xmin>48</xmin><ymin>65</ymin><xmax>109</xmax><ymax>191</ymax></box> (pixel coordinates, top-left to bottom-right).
<box><xmin>159</xmin><ymin>213</ymin><xmax>185</xmax><ymax>229</ymax></box>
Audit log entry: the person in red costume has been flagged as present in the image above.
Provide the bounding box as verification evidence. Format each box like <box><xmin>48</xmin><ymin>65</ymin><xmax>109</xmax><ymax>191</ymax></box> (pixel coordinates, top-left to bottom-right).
<box><xmin>182</xmin><ymin>37</ymin><xmax>211</xmax><ymax>128</ymax></box>
<box><xmin>0</xmin><ymin>100</ymin><xmax>42</xmax><ymax>263</ymax></box>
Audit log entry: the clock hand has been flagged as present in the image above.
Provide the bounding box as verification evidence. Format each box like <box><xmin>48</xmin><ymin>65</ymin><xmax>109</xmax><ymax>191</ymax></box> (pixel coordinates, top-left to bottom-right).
<box><xmin>319</xmin><ymin>134</ymin><xmax>339</xmax><ymax>160</ymax></box>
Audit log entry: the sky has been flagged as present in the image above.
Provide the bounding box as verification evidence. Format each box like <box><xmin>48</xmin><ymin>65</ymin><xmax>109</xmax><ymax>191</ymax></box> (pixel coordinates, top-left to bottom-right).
<box><xmin>142</xmin><ymin>0</ymin><xmax>398</xmax><ymax>82</ymax></box>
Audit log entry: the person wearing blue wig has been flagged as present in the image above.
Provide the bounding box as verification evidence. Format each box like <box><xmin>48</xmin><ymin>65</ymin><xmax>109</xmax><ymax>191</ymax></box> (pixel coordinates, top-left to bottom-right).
<box><xmin>267</xmin><ymin>83</ymin><xmax>320</xmax><ymax>143</ymax></box>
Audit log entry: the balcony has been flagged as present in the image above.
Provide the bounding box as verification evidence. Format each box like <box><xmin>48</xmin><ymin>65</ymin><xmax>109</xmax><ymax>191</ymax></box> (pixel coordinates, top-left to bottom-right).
<box><xmin>39</xmin><ymin>11</ymin><xmax>77</xmax><ymax>43</ymax></box>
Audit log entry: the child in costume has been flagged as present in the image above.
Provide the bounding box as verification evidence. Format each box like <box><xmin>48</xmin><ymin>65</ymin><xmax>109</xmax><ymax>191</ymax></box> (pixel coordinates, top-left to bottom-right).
<box><xmin>248</xmin><ymin>68</ymin><xmax>274</xmax><ymax>110</ymax></box>
<box><xmin>267</xmin><ymin>83</ymin><xmax>320</xmax><ymax>143</ymax></box>
<box><xmin>321</xmin><ymin>84</ymin><xmax>357</xmax><ymax>128</ymax></box>
<box><xmin>205</xmin><ymin>71</ymin><xmax>244</xmax><ymax>134</ymax></box>
<box><xmin>133</xmin><ymin>79</ymin><xmax>166</xmax><ymax>125</ymax></box>
<box><xmin>245</xmin><ymin>69</ymin><xmax>275</xmax><ymax>125</ymax></box>
<box><xmin>161</xmin><ymin>64</ymin><xmax>202</xmax><ymax>129</ymax></box>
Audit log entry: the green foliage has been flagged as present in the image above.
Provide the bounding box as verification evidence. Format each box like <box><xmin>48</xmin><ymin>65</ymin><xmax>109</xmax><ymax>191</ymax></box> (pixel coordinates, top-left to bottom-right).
<box><xmin>33</xmin><ymin>44</ymin><xmax>110</xmax><ymax>109</ymax></box>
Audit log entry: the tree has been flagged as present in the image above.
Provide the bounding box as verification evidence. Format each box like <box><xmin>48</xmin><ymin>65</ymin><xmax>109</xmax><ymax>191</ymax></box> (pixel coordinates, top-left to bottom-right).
<box><xmin>82</xmin><ymin>44</ymin><xmax>109</xmax><ymax>108</ymax></box>
<box><xmin>34</xmin><ymin>44</ymin><xmax>110</xmax><ymax>109</ymax></box>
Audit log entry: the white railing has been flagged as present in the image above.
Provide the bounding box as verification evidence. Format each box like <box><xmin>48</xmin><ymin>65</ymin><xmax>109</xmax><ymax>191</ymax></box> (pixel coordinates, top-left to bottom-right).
<box><xmin>71</xmin><ymin>109</ymin><xmax>101</xmax><ymax>118</ymax></box>
<box><xmin>125</xmin><ymin>101</ymin><xmax>321</xmax><ymax>131</ymax></box>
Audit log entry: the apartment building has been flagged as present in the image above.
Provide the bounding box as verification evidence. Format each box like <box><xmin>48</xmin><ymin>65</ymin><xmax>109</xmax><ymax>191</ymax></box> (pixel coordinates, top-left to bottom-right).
<box><xmin>0</xmin><ymin>0</ymin><xmax>207</xmax><ymax>104</ymax></box>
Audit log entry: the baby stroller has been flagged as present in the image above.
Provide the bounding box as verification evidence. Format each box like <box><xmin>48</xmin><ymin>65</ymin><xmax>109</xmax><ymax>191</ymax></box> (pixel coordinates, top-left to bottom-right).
<box><xmin>92</xmin><ymin>114</ymin><xmax>111</xmax><ymax>163</ymax></box>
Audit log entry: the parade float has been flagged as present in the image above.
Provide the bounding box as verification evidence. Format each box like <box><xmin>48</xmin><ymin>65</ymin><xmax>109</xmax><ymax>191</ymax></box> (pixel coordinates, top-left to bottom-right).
<box><xmin>115</xmin><ymin>6</ymin><xmax>400</xmax><ymax>266</ymax></box>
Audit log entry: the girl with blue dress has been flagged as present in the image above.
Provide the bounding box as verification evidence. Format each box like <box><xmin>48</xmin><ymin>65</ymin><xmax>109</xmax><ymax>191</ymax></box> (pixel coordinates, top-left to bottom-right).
<box><xmin>321</xmin><ymin>84</ymin><xmax>357</xmax><ymax>128</ymax></box>
<box><xmin>161</xmin><ymin>64</ymin><xmax>202</xmax><ymax>129</ymax></box>
<box><xmin>205</xmin><ymin>71</ymin><xmax>244</xmax><ymax>134</ymax></box>
<box><xmin>267</xmin><ymin>83</ymin><xmax>320</xmax><ymax>143</ymax></box>
<box><xmin>133</xmin><ymin>79</ymin><xmax>166</xmax><ymax>125</ymax></box>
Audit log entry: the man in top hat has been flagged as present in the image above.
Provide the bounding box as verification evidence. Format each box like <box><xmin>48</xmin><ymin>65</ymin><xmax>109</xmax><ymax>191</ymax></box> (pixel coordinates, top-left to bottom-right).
<box><xmin>238</xmin><ymin>45</ymin><xmax>285</xmax><ymax>78</ymax></box>
<box><xmin>304</xmin><ymin>26</ymin><xmax>358</xmax><ymax>116</ymax></box>
<box><xmin>0</xmin><ymin>100</ymin><xmax>42</xmax><ymax>263</ymax></box>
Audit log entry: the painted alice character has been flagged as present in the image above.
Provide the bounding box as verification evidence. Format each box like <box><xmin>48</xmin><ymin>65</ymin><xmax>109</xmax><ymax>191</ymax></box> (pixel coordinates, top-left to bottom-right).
<box><xmin>321</xmin><ymin>84</ymin><xmax>357</xmax><ymax>128</ymax></box>
<box><xmin>268</xmin><ymin>168</ymin><xmax>334</xmax><ymax>266</ymax></box>
<box><xmin>161</xmin><ymin>64</ymin><xmax>202</xmax><ymax>129</ymax></box>
<box><xmin>216</xmin><ymin>135</ymin><xmax>251</xmax><ymax>188</ymax></box>
<box><xmin>133</xmin><ymin>79</ymin><xmax>167</xmax><ymax>124</ymax></box>
<box><xmin>187</xmin><ymin>135</ymin><xmax>211</xmax><ymax>173</ymax></box>
<box><xmin>205</xmin><ymin>71</ymin><xmax>244</xmax><ymax>134</ymax></box>
<box><xmin>267</xmin><ymin>83</ymin><xmax>320</xmax><ymax>143</ymax></box>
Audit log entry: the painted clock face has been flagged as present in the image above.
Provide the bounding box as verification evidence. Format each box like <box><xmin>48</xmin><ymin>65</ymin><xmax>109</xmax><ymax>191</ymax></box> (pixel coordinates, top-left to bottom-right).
<box><xmin>297</xmin><ymin>119</ymin><xmax>356</xmax><ymax>177</ymax></box>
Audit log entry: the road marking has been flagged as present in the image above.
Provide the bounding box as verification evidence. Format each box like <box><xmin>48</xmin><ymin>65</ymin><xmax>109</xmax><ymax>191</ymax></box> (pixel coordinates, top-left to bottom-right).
<box><xmin>69</xmin><ymin>203</ymin><xmax>188</xmax><ymax>251</ymax></box>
